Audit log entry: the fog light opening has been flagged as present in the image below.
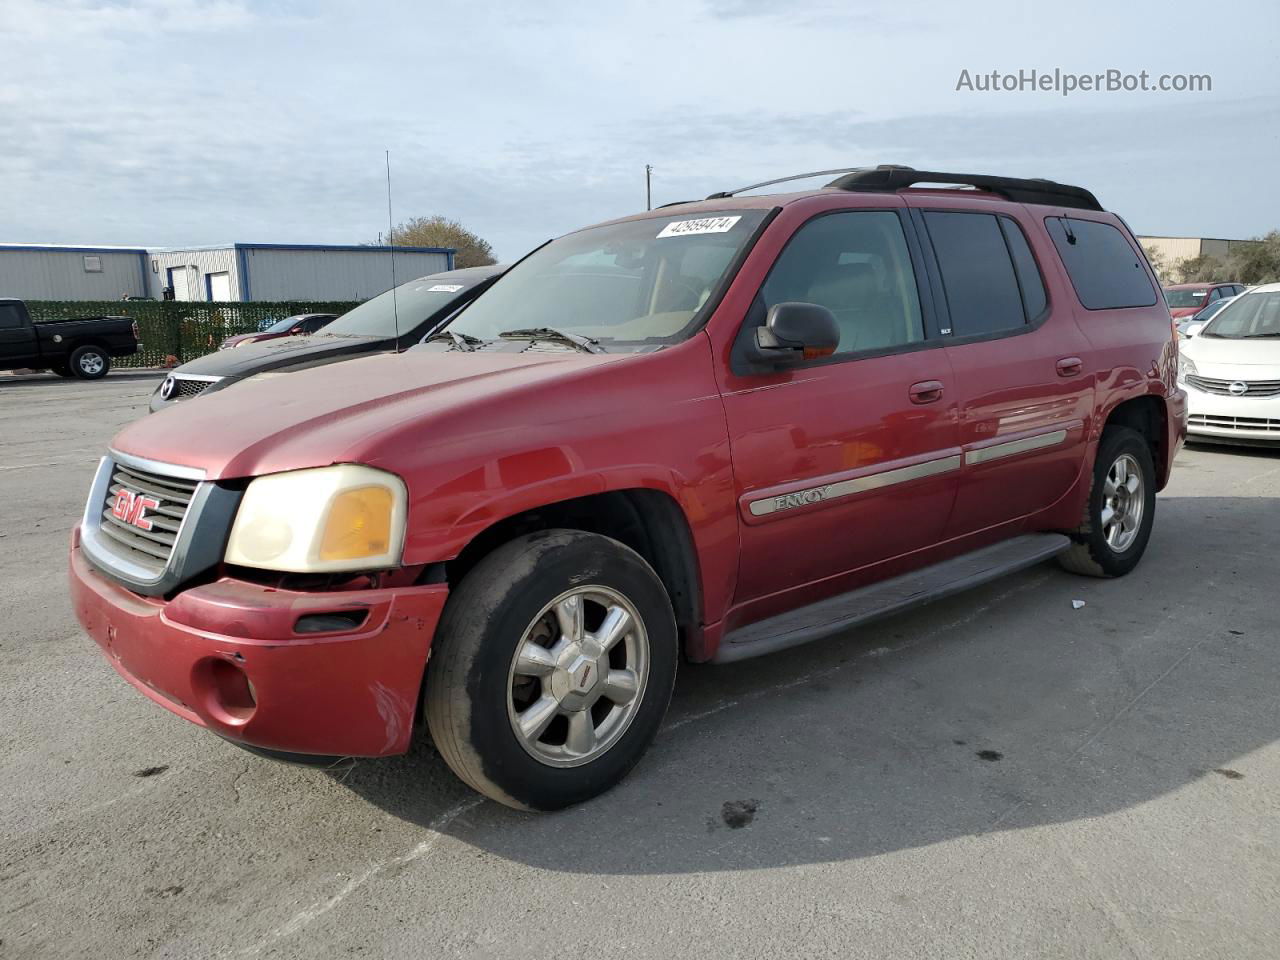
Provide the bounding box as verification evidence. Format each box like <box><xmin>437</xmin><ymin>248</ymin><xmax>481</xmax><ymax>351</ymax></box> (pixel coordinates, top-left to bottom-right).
<box><xmin>197</xmin><ymin>658</ymin><xmax>258</xmax><ymax>725</ymax></box>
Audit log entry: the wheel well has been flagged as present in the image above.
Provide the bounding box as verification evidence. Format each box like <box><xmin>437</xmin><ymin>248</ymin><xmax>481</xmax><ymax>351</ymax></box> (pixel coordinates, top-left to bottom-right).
<box><xmin>1103</xmin><ymin>396</ymin><xmax>1167</xmax><ymax>485</ymax></box>
<box><xmin>68</xmin><ymin>339</ymin><xmax>110</xmax><ymax>355</ymax></box>
<box><xmin>445</xmin><ymin>489</ymin><xmax>702</xmax><ymax>655</ymax></box>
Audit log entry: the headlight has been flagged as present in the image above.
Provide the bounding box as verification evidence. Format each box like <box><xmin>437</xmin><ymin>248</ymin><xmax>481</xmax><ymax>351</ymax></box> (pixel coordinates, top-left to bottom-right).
<box><xmin>1177</xmin><ymin>354</ymin><xmax>1197</xmax><ymax>383</ymax></box>
<box><xmin>225</xmin><ymin>465</ymin><xmax>407</xmax><ymax>573</ymax></box>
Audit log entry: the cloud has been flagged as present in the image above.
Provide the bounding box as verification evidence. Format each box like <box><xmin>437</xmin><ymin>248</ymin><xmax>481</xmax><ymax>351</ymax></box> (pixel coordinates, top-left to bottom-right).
<box><xmin>0</xmin><ymin>0</ymin><xmax>264</xmax><ymax>38</ymax></box>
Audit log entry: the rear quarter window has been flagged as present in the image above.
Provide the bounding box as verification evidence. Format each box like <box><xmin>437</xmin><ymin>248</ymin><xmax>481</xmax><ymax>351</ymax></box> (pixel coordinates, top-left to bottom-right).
<box><xmin>1046</xmin><ymin>217</ymin><xmax>1156</xmax><ymax>310</ymax></box>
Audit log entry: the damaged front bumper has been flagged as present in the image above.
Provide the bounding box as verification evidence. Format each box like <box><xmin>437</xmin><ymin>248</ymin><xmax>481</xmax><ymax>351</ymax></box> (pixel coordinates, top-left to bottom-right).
<box><xmin>69</xmin><ymin>528</ymin><xmax>447</xmax><ymax>757</ymax></box>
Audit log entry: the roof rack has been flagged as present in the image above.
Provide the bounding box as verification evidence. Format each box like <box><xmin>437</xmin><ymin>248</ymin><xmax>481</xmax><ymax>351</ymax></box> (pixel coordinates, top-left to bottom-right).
<box><xmin>706</xmin><ymin>164</ymin><xmax>1103</xmax><ymax>211</ymax></box>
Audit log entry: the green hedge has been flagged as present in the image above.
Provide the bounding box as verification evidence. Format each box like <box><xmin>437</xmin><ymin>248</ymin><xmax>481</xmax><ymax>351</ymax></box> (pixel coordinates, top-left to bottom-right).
<box><xmin>26</xmin><ymin>299</ymin><xmax>361</xmax><ymax>368</ymax></box>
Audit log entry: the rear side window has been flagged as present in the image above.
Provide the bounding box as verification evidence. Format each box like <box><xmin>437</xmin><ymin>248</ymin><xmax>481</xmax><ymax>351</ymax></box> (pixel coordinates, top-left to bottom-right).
<box><xmin>999</xmin><ymin>218</ymin><xmax>1048</xmax><ymax>320</ymax></box>
<box><xmin>923</xmin><ymin>211</ymin><xmax>1029</xmax><ymax>336</ymax></box>
<box><xmin>1046</xmin><ymin>217</ymin><xmax>1156</xmax><ymax>310</ymax></box>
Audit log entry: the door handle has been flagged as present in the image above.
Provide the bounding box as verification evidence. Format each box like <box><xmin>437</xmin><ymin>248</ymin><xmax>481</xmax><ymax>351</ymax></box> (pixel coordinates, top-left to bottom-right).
<box><xmin>1056</xmin><ymin>357</ymin><xmax>1083</xmax><ymax>377</ymax></box>
<box><xmin>908</xmin><ymin>380</ymin><xmax>945</xmax><ymax>404</ymax></box>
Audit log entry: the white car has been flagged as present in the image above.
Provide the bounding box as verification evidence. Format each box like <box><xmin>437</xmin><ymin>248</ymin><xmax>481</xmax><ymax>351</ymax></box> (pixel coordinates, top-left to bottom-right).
<box><xmin>1179</xmin><ymin>283</ymin><xmax>1280</xmax><ymax>445</ymax></box>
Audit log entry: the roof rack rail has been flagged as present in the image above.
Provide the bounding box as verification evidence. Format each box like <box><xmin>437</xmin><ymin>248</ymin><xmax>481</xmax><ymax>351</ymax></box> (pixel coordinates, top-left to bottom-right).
<box><xmin>704</xmin><ymin>164</ymin><xmax>1102</xmax><ymax>211</ymax></box>
<box><xmin>825</xmin><ymin>165</ymin><xmax>1103</xmax><ymax>211</ymax></box>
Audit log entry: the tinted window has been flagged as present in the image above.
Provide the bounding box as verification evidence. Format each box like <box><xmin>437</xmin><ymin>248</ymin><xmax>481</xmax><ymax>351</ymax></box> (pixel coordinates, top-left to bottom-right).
<box><xmin>0</xmin><ymin>304</ymin><xmax>23</xmax><ymax>329</ymax></box>
<box><xmin>1047</xmin><ymin>217</ymin><xmax>1156</xmax><ymax>310</ymax></box>
<box><xmin>759</xmin><ymin>211</ymin><xmax>924</xmax><ymax>355</ymax></box>
<box><xmin>924</xmin><ymin>211</ymin><xmax>1025</xmax><ymax>336</ymax></box>
<box><xmin>999</xmin><ymin>217</ymin><xmax>1048</xmax><ymax>320</ymax></box>
<box><xmin>1208</xmin><ymin>287</ymin><xmax>1222</xmax><ymax>302</ymax></box>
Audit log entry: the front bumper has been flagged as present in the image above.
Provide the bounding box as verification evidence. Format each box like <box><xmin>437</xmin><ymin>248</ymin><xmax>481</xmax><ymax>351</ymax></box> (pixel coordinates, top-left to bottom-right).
<box><xmin>1184</xmin><ymin>386</ymin><xmax>1280</xmax><ymax>444</ymax></box>
<box><xmin>69</xmin><ymin>529</ymin><xmax>447</xmax><ymax>757</ymax></box>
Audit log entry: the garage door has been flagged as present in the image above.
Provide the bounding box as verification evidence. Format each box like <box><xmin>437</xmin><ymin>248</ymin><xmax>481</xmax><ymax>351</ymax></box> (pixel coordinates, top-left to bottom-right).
<box><xmin>208</xmin><ymin>272</ymin><xmax>232</xmax><ymax>301</ymax></box>
<box><xmin>170</xmin><ymin>268</ymin><xmax>191</xmax><ymax>301</ymax></box>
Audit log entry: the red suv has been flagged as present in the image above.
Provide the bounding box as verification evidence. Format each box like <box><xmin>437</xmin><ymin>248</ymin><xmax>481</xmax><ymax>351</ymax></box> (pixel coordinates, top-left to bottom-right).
<box><xmin>69</xmin><ymin>166</ymin><xmax>1186</xmax><ymax>810</ymax></box>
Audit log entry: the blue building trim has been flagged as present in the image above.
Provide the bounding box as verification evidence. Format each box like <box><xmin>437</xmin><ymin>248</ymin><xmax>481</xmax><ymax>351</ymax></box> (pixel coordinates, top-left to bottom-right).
<box><xmin>151</xmin><ymin>243</ymin><xmax>455</xmax><ymax>255</ymax></box>
<box><xmin>0</xmin><ymin>244</ymin><xmax>147</xmax><ymax>254</ymax></box>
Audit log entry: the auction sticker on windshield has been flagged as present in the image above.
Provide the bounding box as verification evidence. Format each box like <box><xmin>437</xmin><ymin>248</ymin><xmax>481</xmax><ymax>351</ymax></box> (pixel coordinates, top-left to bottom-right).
<box><xmin>656</xmin><ymin>216</ymin><xmax>741</xmax><ymax>238</ymax></box>
<box><xmin>427</xmin><ymin>284</ymin><xmax>465</xmax><ymax>293</ymax></box>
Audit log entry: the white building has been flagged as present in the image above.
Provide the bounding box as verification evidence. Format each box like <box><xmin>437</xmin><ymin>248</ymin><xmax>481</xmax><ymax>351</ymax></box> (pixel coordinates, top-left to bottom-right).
<box><xmin>146</xmin><ymin>243</ymin><xmax>455</xmax><ymax>302</ymax></box>
<box><xmin>0</xmin><ymin>242</ymin><xmax>454</xmax><ymax>302</ymax></box>
<box><xmin>0</xmin><ymin>243</ymin><xmax>150</xmax><ymax>300</ymax></box>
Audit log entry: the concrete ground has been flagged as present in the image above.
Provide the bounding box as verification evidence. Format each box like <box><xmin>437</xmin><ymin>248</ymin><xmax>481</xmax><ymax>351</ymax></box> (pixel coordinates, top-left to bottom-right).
<box><xmin>2</xmin><ymin>375</ymin><xmax>1277</xmax><ymax>959</ymax></box>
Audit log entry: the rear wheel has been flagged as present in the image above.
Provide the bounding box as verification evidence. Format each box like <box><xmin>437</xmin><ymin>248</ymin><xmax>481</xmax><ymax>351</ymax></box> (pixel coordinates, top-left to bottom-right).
<box><xmin>69</xmin><ymin>345</ymin><xmax>110</xmax><ymax>380</ymax></box>
<box><xmin>1058</xmin><ymin>426</ymin><xmax>1156</xmax><ymax>578</ymax></box>
<box><xmin>425</xmin><ymin>530</ymin><xmax>677</xmax><ymax>810</ymax></box>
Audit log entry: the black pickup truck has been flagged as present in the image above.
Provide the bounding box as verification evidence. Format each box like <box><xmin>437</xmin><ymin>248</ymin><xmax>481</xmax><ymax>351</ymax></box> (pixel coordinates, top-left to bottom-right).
<box><xmin>0</xmin><ymin>298</ymin><xmax>141</xmax><ymax>379</ymax></box>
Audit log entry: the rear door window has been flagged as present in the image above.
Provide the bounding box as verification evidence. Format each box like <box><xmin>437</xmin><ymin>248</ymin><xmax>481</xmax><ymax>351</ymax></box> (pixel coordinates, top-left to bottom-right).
<box><xmin>0</xmin><ymin>304</ymin><xmax>24</xmax><ymax>329</ymax></box>
<box><xmin>1046</xmin><ymin>217</ymin><xmax>1156</xmax><ymax>310</ymax></box>
<box><xmin>922</xmin><ymin>211</ymin><xmax>1030</xmax><ymax>336</ymax></box>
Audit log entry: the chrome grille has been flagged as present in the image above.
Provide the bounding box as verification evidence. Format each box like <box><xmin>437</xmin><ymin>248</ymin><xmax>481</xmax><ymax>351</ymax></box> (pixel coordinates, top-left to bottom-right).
<box><xmin>1189</xmin><ymin>414</ymin><xmax>1280</xmax><ymax>432</ymax></box>
<box><xmin>98</xmin><ymin>463</ymin><xmax>199</xmax><ymax>574</ymax></box>
<box><xmin>1185</xmin><ymin>375</ymin><xmax>1280</xmax><ymax>398</ymax></box>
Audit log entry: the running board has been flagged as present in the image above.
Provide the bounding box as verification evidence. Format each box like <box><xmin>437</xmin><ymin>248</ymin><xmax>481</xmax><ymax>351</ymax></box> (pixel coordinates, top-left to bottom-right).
<box><xmin>714</xmin><ymin>533</ymin><xmax>1070</xmax><ymax>664</ymax></box>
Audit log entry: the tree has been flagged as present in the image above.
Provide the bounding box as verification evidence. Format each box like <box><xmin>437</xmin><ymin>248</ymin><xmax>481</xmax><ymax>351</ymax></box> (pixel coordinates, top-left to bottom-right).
<box><xmin>1226</xmin><ymin>230</ymin><xmax>1280</xmax><ymax>285</ymax></box>
<box><xmin>384</xmin><ymin>215</ymin><xmax>496</xmax><ymax>269</ymax></box>
<box><xmin>1141</xmin><ymin>243</ymin><xmax>1176</xmax><ymax>285</ymax></box>
<box><xmin>1174</xmin><ymin>253</ymin><xmax>1230</xmax><ymax>284</ymax></box>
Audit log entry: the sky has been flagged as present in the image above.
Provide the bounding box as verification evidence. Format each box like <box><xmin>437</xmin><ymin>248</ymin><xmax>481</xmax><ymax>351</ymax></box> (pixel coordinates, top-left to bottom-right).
<box><xmin>2</xmin><ymin>0</ymin><xmax>1278</xmax><ymax>261</ymax></box>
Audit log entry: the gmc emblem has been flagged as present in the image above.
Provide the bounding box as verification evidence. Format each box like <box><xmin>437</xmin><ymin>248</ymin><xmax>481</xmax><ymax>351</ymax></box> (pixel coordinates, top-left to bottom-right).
<box><xmin>112</xmin><ymin>489</ymin><xmax>160</xmax><ymax>531</ymax></box>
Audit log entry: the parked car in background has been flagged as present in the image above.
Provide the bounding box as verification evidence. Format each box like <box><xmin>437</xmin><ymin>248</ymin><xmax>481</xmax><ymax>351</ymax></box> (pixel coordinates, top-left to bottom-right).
<box><xmin>71</xmin><ymin>165</ymin><xmax>1184</xmax><ymax>811</ymax></box>
<box><xmin>149</xmin><ymin>265</ymin><xmax>504</xmax><ymax>411</ymax></box>
<box><xmin>1178</xmin><ymin>295</ymin><xmax>1236</xmax><ymax>338</ymax></box>
<box><xmin>219</xmin><ymin>312</ymin><xmax>337</xmax><ymax>350</ymax></box>
<box><xmin>1163</xmin><ymin>282</ymin><xmax>1246</xmax><ymax>320</ymax></box>
<box><xmin>0</xmin><ymin>298</ymin><xmax>140</xmax><ymax>379</ymax></box>
<box><xmin>1179</xmin><ymin>284</ymin><xmax>1280</xmax><ymax>445</ymax></box>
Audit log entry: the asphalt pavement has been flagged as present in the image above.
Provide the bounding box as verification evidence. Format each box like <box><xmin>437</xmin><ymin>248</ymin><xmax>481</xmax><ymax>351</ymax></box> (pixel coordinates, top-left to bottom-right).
<box><xmin>2</xmin><ymin>373</ymin><xmax>1277</xmax><ymax>959</ymax></box>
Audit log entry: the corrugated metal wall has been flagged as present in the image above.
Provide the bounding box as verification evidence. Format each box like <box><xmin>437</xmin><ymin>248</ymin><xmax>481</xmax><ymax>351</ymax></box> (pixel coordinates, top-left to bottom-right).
<box><xmin>148</xmin><ymin>248</ymin><xmax>242</xmax><ymax>300</ymax></box>
<box><xmin>240</xmin><ymin>248</ymin><xmax>451</xmax><ymax>301</ymax></box>
<box><xmin>0</xmin><ymin>247</ymin><xmax>147</xmax><ymax>300</ymax></box>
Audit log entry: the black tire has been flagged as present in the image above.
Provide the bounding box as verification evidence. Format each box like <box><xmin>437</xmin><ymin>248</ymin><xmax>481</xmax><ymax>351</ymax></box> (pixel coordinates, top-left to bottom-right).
<box><xmin>69</xmin><ymin>345</ymin><xmax>110</xmax><ymax>380</ymax></box>
<box><xmin>425</xmin><ymin>530</ymin><xmax>678</xmax><ymax>811</ymax></box>
<box><xmin>1058</xmin><ymin>426</ymin><xmax>1156</xmax><ymax>578</ymax></box>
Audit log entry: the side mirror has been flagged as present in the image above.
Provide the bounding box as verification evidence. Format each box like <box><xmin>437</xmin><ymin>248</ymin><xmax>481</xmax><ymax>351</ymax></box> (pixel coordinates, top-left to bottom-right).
<box><xmin>1185</xmin><ymin>322</ymin><xmax>1205</xmax><ymax>338</ymax></box>
<box><xmin>290</xmin><ymin>326</ymin><xmax>306</xmax><ymax>335</ymax></box>
<box><xmin>745</xmin><ymin>302</ymin><xmax>840</xmax><ymax>367</ymax></box>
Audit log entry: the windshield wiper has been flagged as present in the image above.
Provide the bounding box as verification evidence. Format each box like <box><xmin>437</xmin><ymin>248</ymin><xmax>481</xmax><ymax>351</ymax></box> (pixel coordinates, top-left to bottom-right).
<box><xmin>498</xmin><ymin>327</ymin><xmax>603</xmax><ymax>354</ymax></box>
<box><xmin>1239</xmin><ymin>332</ymin><xmax>1280</xmax><ymax>339</ymax></box>
<box><xmin>425</xmin><ymin>330</ymin><xmax>486</xmax><ymax>352</ymax></box>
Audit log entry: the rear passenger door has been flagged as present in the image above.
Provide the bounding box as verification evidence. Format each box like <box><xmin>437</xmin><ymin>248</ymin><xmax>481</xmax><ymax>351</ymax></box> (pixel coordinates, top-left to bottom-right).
<box><xmin>0</xmin><ymin>302</ymin><xmax>40</xmax><ymax>368</ymax></box>
<box><xmin>908</xmin><ymin>203</ymin><xmax>1094</xmax><ymax>537</ymax></box>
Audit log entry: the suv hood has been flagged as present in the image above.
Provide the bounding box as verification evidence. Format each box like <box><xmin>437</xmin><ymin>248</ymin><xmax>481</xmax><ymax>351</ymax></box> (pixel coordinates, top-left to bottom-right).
<box><xmin>114</xmin><ymin>349</ymin><xmax>625</xmax><ymax>480</ymax></box>
<box><xmin>173</xmin><ymin>333</ymin><xmax>385</xmax><ymax>379</ymax></box>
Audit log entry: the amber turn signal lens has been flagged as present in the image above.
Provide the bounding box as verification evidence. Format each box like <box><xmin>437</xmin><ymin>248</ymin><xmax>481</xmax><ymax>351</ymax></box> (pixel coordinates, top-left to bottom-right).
<box><xmin>318</xmin><ymin>485</ymin><xmax>394</xmax><ymax>562</ymax></box>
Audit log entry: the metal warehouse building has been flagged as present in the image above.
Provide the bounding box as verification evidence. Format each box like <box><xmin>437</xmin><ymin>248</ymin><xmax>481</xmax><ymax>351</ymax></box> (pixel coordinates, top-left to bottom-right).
<box><xmin>146</xmin><ymin>244</ymin><xmax>455</xmax><ymax>302</ymax></box>
<box><xmin>0</xmin><ymin>243</ymin><xmax>150</xmax><ymax>300</ymax></box>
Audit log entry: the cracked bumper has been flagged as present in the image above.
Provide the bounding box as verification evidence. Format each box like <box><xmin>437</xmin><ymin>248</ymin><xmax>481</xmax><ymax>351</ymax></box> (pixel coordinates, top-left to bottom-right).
<box><xmin>69</xmin><ymin>528</ymin><xmax>448</xmax><ymax>757</ymax></box>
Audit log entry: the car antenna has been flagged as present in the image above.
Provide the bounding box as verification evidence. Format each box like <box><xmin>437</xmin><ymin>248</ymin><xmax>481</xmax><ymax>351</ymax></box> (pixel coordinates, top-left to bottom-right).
<box><xmin>385</xmin><ymin>149</ymin><xmax>401</xmax><ymax>352</ymax></box>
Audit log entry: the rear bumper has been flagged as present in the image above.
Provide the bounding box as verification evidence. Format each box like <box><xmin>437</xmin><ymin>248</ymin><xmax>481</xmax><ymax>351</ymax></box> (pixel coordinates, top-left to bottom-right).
<box><xmin>69</xmin><ymin>529</ymin><xmax>447</xmax><ymax>757</ymax></box>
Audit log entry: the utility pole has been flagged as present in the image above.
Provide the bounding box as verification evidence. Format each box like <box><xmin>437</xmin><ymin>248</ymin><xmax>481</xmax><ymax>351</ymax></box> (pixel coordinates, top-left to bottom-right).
<box><xmin>645</xmin><ymin>164</ymin><xmax>653</xmax><ymax>210</ymax></box>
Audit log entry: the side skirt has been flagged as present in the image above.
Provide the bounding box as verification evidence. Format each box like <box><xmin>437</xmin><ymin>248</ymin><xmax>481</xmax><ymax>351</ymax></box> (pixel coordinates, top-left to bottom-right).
<box><xmin>714</xmin><ymin>533</ymin><xmax>1069</xmax><ymax>664</ymax></box>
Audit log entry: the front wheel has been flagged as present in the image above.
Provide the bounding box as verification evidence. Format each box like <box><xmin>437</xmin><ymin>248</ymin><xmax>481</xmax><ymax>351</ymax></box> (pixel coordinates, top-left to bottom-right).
<box><xmin>1058</xmin><ymin>426</ymin><xmax>1157</xmax><ymax>578</ymax></box>
<box><xmin>425</xmin><ymin>530</ymin><xmax>677</xmax><ymax>810</ymax></box>
<box><xmin>69</xmin><ymin>345</ymin><xmax>110</xmax><ymax>380</ymax></box>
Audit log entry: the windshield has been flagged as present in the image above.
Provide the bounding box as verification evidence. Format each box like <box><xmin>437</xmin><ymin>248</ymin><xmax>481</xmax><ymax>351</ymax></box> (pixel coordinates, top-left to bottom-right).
<box><xmin>1164</xmin><ymin>288</ymin><xmax>1209</xmax><ymax>308</ymax></box>
<box><xmin>1202</xmin><ymin>292</ymin><xmax>1280</xmax><ymax>338</ymax></box>
<box><xmin>323</xmin><ymin>276</ymin><xmax>475</xmax><ymax>338</ymax></box>
<box><xmin>446</xmin><ymin>211</ymin><xmax>768</xmax><ymax>347</ymax></box>
<box><xmin>263</xmin><ymin>315</ymin><xmax>301</xmax><ymax>334</ymax></box>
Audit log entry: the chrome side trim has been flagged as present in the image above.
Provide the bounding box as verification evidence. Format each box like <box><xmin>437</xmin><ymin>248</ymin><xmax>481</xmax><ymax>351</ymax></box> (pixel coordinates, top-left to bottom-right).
<box><xmin>964</xmin><ymin>429</ymin><xmax>1068</xmax><ymax>466</ymax></box>
<box><xmin>108</xmin><ymin>447</ymin><xmax>207</xmax><ymax>481</ymax></box>
<box><xmin>748</xmin><ymin>454</ymin><xmax>962</xmax><ymax>517</ymax></box>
